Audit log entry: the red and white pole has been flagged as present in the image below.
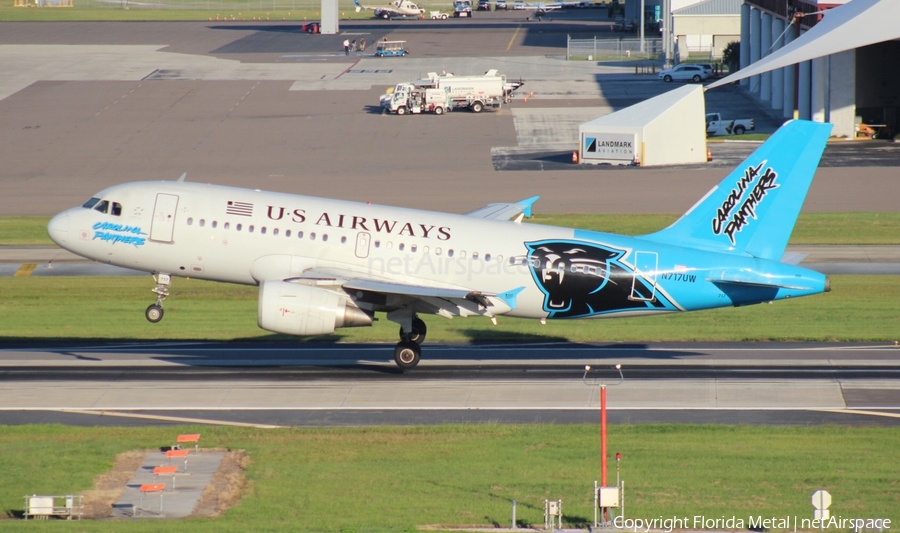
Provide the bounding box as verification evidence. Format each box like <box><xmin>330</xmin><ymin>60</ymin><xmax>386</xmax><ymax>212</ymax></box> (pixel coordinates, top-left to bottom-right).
<box><xmin>601</xmin><ymin>384</ymin><xmax>607</xmax><ymax>487</ymax></box>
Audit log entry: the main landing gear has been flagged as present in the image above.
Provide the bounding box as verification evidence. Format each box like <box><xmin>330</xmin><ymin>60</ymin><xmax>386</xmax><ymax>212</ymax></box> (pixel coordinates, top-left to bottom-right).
<box><xmin>392</xmin><ymin>315</ymin><xmax>427</xmax><ymax>370</ymax></box>
<box><xmin>145</xmin><ymin>273</ymin><xmax>171</xmax><ymax>323</ymax></box>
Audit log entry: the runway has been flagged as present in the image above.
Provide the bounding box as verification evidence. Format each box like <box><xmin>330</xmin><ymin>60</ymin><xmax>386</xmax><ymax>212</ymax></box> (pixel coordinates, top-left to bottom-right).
<box><xmin>2</xmin><ymin>341</ymin><xmax>900</xmax><ymax>427</ymax></box>
<box><xmin>2</xmin><ymin>20</ymin><xmax>899</xmax><ymax>430</ymax></box>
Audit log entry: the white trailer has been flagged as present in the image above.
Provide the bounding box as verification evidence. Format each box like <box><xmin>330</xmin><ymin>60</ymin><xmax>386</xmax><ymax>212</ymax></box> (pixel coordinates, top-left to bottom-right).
<box><xmin>415</xmin><ymin>69</ymin><xmax>524</xmax><ymax>113</ymax></box>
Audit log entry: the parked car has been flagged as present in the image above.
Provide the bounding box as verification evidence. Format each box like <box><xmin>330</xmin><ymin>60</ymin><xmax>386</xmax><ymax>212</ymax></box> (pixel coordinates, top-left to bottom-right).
<box><xmin>658</xmin><ymin>64</ymin><xmax>709</xmax><ymax>83</ymax></box>
<box><xmin>695</xmin><ymin>63</ymin><xmax>714</xmax><ymax>77</ymax></box>
<box><xmin>512</xmin><ymin>0</ymin><xmax>527</xmax><ymax>9</ymax></box>
<box><xmin>300</xmin><ymin>21</ymin><xmax>320</xmax><ymax>34</ymax></box>
<box><xmin>477</xmin><ymin>0</ymin><xmax>492</xmax><ymax>10</ymax></box>
<box><xmin>495</xmin><ymin>0</ymin><xmax>508</xmax><ymax>8</ymax></box>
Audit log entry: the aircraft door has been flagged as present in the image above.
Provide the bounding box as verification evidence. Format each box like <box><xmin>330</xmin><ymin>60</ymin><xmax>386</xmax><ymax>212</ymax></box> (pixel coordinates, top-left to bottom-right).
<box><xmin>355</xmin><ymin>232</ymin><xmax>371</xmax><ymax>259</ymax></box>
<box><xmin>150</xmin><ymin>193</ymin><xmax>179</xmax><ymax>243</ymax></box>
<box><xmin>630</xmin><ymin>251</ymin><xmax>658</xmax><ymax>301</ymax></box>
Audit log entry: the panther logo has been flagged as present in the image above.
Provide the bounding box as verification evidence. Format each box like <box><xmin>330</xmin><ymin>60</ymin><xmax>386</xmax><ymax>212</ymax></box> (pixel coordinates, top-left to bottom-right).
<box><xmin>524</xmin><ymin>240</ymin><xmax>671</xmax><ymax>318</ymax></box>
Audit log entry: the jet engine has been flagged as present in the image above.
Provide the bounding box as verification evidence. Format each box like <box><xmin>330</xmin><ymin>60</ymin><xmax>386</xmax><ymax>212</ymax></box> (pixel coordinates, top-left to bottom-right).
<box><xmin>258</xmin><ymin>281</ymin><xmax>373</xmax><ymax>336</ymax></box>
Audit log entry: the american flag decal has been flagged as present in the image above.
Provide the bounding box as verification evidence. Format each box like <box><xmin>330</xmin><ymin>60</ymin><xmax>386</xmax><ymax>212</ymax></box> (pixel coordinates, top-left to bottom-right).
<box><xmin>226</xmin><ymin>200</ymin><xmax>253</xmax><ymax>217</ymax></box>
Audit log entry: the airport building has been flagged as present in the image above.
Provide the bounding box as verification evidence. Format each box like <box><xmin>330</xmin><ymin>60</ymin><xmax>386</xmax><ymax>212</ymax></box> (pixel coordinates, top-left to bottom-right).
<box><xmin>737</xmin><ymin>0</ymin><xmax>899</xmax><ymax>138</ymax></box>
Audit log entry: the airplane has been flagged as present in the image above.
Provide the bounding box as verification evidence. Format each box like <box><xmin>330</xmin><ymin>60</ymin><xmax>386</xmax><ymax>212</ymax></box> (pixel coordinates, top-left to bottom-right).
<box><xmin>47</xmin><ymin>120</ymin><xmax>832</xmax><ymax>370</ymax></box>
<box><xmin>353</xmin><ymin>0</ymin><xmax>425</xmax><ymax>19</ymax></box>
<box><xmin>512</xmin><ymin>0</ymin><xmax>562</xmax><ymax>17</ymax></box>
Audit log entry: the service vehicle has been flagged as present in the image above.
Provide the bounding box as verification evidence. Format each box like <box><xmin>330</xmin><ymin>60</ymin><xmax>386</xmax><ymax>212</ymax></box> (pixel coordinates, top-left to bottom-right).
<box><xmin>415</xmin><ymin>69</ymin><xmax>524</xmax><ymax>112</ymax></box>
<box><xmin>374</xmin><ymin>40</ymin><xmax>409</xmax><ymax>57</ymax></box>
<box><xmin>383</xmin><ymin>84</ymin><xmax>452</xmax><ymax>115</ymax></box>
<box><xmin>706</xmin><ymin>112</ymin><xmax>755</xmax><ymax>136</ymax></box>
<box><xmin>430</xmin><ymin>10</ymin><xmax>450</xmax><ymax>18</ymax></box>
<box><xmin>301</xmin><ymin>21</ymin><xmax>320</xmax><ymax>33</ymax></box>
<box><xmin>477</xmin><ymin>0</ymin><xmax>491</xmax><ymax>10</ymax></box>
<box><xmin>380</xmin><ymin>69</ymin><xmax>524</xmax><ymax>113</ymax></box>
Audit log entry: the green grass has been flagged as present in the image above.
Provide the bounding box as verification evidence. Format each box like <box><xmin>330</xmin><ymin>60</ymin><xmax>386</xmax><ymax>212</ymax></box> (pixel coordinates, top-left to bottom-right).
<box><xmin>7</xmin><ymin>213</ymin><xmax>900</xmax><ymax>246</ymax></box>
<box><xmin>1</xmin><ymin>275</ymin><xmax>898</xmax><ymax>342</ymax></box>
<box><xmin>0</xmin><ymin>424</ymin><xmax>898</xmax><ymax>531</ymax></box>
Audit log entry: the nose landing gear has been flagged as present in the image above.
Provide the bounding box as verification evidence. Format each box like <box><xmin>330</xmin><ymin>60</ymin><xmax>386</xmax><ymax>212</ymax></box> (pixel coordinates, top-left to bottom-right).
<box><xmin>146</xmin><ymin>273</ymin><xmax>171</xmax><ymax>323</ymax></box>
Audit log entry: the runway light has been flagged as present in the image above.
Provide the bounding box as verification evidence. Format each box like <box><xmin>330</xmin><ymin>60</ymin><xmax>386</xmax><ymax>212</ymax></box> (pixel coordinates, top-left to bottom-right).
<box><xmin>616</xmin><ymin>452</ymin><xmax>621</xmax><ymax>462</ymax></box>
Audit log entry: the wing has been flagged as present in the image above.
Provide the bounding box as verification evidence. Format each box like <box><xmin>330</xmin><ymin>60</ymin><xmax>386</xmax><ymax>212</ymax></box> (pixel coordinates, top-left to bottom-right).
<box><xmin>464</xmin><ymin>195</ymin><xmax>539</xmax><ymax>222</ymax></box>
<box><xmin>289</xmin><ymin>267</ymin><xmax>525</xmax><ymax>317</ymax></box>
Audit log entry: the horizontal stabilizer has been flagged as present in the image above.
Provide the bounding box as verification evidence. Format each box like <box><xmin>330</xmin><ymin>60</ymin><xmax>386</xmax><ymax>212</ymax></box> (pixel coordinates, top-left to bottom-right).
<box><xmin>707</xmin><ymin>269</ymin><xmax>814</xmax><ymax>291</ymax></box>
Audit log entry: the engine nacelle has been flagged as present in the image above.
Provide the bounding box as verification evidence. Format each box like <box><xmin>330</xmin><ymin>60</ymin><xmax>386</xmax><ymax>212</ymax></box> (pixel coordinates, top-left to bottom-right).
<box><xmin>258</xmin><ymin>281</ymin><xmax>373</xmax><ymax>336</ymax></box>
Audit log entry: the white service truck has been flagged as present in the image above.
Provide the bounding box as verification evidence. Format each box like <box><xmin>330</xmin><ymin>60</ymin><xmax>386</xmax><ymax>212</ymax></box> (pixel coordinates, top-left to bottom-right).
<box><xmin>381</xmin><ymin>69</ymin><xmax>525</xmax><ymax>114</ymax></box>
<box><xmin>382</xmin><ymin>84</ymin><xmax>452</xmax><ymax>115</ymax></box>
<box><xmin>706</xmin><ymin>112</ymin><xmax>755</xmax><ymax>136</ymax></box>
<box><xmin>417</xmin><ymin>70</ymin><xmax>524</xmax><ymax>112</ymax></box>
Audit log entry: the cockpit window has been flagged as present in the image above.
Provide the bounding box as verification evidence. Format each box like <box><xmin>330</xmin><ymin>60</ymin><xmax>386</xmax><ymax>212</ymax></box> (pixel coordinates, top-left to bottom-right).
<box><xmin>93</xmin><ymin>200</ymin><xmax>109</xmax><ymax>214</ymax></box>
<box><xmin>111</xmin><ymin>202</ymin><xmax>122</xmax><ymax>216</ymax></box>
<box><xmin>82</xmin><ymin>197</ymin><xmax>101</xmax><ymax>209</ymax></box>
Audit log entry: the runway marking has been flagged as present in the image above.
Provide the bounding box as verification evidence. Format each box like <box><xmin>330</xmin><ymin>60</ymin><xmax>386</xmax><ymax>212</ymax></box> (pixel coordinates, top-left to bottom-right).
<box><xmin>818</xmin><ymin>409</ymin><xmax>900</xmax><ymax>420</ymax></box>
<box><xmin>506</xmin><ymin>24</ymin><xmax>522</xmax><ymax>51</ymax></box>
<box><xmin>51</xmin><ymin>409</ymin><xmax>283</xmax><ymax>428</ymax></box>
<box><xmin>14</xmin><ymin>263</ymin><xmax>37</xmax><ymax>277</ymax></box>
<box><xmin>335</xmin><ymin>59</ymin><xmax>361</xmax><ymax>80</ymax></box>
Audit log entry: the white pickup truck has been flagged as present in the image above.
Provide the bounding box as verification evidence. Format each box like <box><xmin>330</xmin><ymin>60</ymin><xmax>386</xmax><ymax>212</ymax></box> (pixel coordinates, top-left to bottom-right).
<box><xmin>706</xmin><ymin>113</ymin><xmax>755</xmax><ymax>136</ymax></box>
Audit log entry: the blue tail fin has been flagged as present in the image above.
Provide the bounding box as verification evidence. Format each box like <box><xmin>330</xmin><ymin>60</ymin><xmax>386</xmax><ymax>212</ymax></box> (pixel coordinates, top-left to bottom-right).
<box><xmin>642</xmin><ymin>120</ymin><xmax>832</xmax><ymax>260</ymax></box>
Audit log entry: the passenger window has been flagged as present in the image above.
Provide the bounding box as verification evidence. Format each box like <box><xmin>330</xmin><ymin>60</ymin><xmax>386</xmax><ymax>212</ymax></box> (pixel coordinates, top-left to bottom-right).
<box><xmin>111</xmin><ymin>203</ymin><xmax>122</xmax><ymax>216</ymax></box>
<box><xmin>260</xmin><ymin>227</ymin><xmax>266</xmax><ymax>235</ymax></box>
<box><xmin>286</xmin><ymin>230</ymin><xmax>291</xmax><ymax>237</ymax></box>
<box><xmin>423</xmin><ymin>246</ymin><xmax>429</xmax><ymax>254</ymax></box>
<box><xmin>199</xmin><ymin>219</ymin><xmax>205</xmax><ymax>227</ymax></box>
<box><xmin>224</xmin><ymin>222</ymin><xmax>230</xmax><ymax>230</ymax></box>
<box><xmin>237</xmin><ymin>224</ymin><xmax>243</xmax><ymax>231</ymax></box>
<box><xmin>298</xmin><ymin>231</ymin><xmax>304</xmax><ymax>239</ymax></box>
<box><xmin>448</xmin><ymin>249</ymin><xmax>454</xmax><ymax>258</ymax></box>
<box><xmin>322</xmin><ymin>234</ymin><xmax>328</xmax><ymax>242</ymax></box>
<box><xmin>459</xmin><ymin>251</ymin><xmax>466</xmax><ymax>259</ymax></box>
<box><xmin>187</xmin><ymin>218</ymin><xmax>193</xmax><ymax>225</ymax></box>
<box><xmin>497</xmin><ymin>255</ymin><xmax>502</xmax><ymax>263</ymax></box>
<box><xmin>341</xmin><ymin>236</ymin><xmax>347</xmax><ymax>244</ymax></box>
<box><xmin>485</xmin><ymin>253</ymin><xmax>491</xmax><ymax>262</ymax></box>
<box><xmin>399</xmin><ymin>243</ymin><xmax>405</xmax><ymax>251</ymax></box>
<box><xmin>82</xmin><ymin>197</ymin><xmax>101</xmax><ymax>209</ymax></box>
<box><xmin>212</xmin><ymin>221</ymin><xmax>218</xmax><ymax>229</ymax></box>
<box><xmin>310</xmin><ymin>233</ymin><xmax>316</xmax><ymax>241</ymax></box>
<box><xmin>273</xmin><ymin>228</ymin><xmax>279</xmax><ymax>236</ymax></box>
<box><xmin>411</xmin><ymin>244</ymin><xmax>417</xmax><ymax>253</ymax></box>
<box><xmin>435</xmin><ymin>248</ymin><xmax>442</xmax><ymax>256</ymax></box>
<box><xmin>472</xmin><ymin>252</ymin><xmax>479</xmax><ymax>260</ymax></box>
<box><xmin>249</xmin><ymin>225</ymin><xmax>255</xmax><ymax>233</ymax></box>
<box><xmin>94</xmin><ymin>200</ymin><xmax>109</xmax><ymax>214</ymax></box>
<box><xmin>375</xmin><ymin>240</ymin><xmax>381</xmax><ymax>248</ymax></box>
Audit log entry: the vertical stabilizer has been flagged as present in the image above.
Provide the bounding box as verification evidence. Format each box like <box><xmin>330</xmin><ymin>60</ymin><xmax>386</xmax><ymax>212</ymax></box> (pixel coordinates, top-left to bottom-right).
<box><xmin>641</xmin><ymin>120</ymin><xmax>832</xmax><ymax>260</ymax></box>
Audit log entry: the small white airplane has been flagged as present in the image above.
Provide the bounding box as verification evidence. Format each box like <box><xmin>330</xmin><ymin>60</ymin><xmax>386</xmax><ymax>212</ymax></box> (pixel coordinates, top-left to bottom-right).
<box><xmin>353</xmin><ymin>0</ymin><xmax>425</xmax><ymax>19</ymax></box>
<box><xmin>48</xmin><ymin>120</ymin><xmax>832</xmax><ymax>370</ymax></box>
<box><xmin>513</xmin><ymin>0</ymin><xmax>561</xmax><ymax>16</ymax></box>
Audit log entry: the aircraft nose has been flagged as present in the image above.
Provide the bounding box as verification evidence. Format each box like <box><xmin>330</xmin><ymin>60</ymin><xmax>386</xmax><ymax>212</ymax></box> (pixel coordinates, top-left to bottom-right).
<box><xmin>47</xmin><ymin>211</ymin><xmax>69</xmax><ymax>246</ymax></box>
